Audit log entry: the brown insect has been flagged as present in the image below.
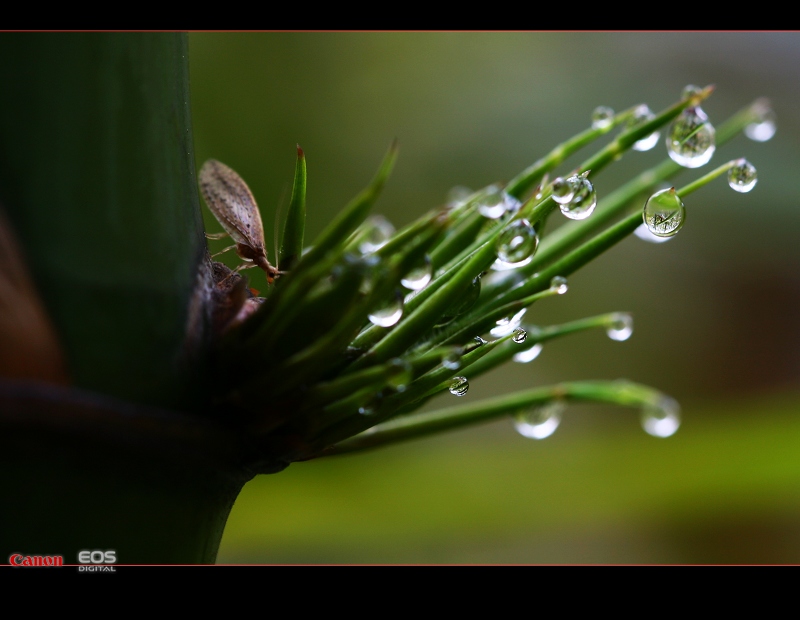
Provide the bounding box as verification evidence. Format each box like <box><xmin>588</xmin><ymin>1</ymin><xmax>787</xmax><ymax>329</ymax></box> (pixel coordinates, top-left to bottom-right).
<box><xmin>198</xmin><ymin>159</ymin><xmax>280</xmax><ymax>284</ymax></box>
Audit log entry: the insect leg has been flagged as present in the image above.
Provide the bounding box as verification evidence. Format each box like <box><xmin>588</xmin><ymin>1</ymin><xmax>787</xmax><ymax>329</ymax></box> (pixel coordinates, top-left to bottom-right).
<box><xmin>211</xmin><ymin>244</ymin><xmax>237</xmax><ymax>258</ymax></box>
<box><xmin>233</xmin><ymin>263</ymin><xmax>259</xmax><ymax>273</ymax></box>
<box><xmin>205</xmin><ymin>231</ymin><xmax>229</xmax><ymax>240</ymax></box>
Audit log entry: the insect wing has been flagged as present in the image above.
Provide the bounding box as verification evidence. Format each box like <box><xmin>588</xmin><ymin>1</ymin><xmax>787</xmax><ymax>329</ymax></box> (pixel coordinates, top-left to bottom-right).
<box><xmin>199</xmin><ymin>160</ymin><xmax>266</xmax><ymax>253</ymax></box>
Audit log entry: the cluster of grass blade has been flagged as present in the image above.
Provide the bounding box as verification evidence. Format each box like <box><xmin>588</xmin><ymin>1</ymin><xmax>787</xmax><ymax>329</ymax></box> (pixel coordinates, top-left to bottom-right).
<box><xmin>208</xmin><ymin>87</ymin><xmax>768</xmax><ymax>466</ymax></box>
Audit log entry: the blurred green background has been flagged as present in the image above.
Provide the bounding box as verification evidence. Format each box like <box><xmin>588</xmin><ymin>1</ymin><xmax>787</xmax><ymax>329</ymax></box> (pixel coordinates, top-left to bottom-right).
<box><xmin>187</xmin><ymin>32</ymin><xmax>800</xmax><ymax>563</ymax></box>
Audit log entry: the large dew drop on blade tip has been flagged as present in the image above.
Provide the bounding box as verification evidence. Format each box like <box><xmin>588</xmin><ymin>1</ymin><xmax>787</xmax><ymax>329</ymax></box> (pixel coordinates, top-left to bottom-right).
<box><xmin>666</xmin><ymin>106</ymin><xmax>716</xmax><ymax>168</ymax></box>
<box><xmin>643</xmin><ymin>188</ymin><xmax>685</xmax><ymax>238</ymax></box>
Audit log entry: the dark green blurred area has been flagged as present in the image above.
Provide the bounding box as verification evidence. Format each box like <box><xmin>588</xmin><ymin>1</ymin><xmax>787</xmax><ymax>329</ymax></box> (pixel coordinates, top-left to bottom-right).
<box><xmin>187</xmin><ymin>32</ymin><xmax>800</xmax><ymax>563</ymax></box>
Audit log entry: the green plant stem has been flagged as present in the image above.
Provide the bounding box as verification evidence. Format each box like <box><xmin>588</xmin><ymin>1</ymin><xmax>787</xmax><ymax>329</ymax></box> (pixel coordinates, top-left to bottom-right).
<box><xmin>344</xmin><ymin>91</ymin><xmax>709</xmax><ymax>369</ymax></box>
<box><xmin>463</xmin><ymin>313</ymin><xmax>624</xmax><ymax>379</ymax></box>
<box><xmin>505</xmin><ymin>103</ymin><xmax>641</xmax><ymax>199</ymax></box>
<box><xmin>677</xmin><ymin>160</ymin><xmax>738</xmax><ymax>197</ymax></box>
<box><xmin>479</xmin><ymin>98</ymin><xmax>768</xmax><ymax>310</ymax></box>
<box><xmin>323</xmin><ymin>380</ymin><xmax>666</xmax><ymax>455</ymax></box>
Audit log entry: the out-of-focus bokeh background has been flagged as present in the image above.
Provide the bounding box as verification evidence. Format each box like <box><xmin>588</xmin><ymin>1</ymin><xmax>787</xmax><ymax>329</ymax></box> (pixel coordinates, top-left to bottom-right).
<box><xmin>188</xmin><ymin>32</ymin><xmax>800</xmax><ymax>563</ymax></box>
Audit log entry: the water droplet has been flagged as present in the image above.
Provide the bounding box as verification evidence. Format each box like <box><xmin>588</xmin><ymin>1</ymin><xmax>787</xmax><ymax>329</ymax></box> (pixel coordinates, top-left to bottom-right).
<box><xmin>513</xmin><ymin>342</ymin><xmax>543</xmax><ymax>363</ymax></box>
<box><xmin>401</xmin><ymin>255</ymin><xmax>433</xmax><ymax>290</ymax></box>
<box><xmin>550</xmin><ymin>276</ymin><xmax>568</xmax><ymax>295</ymax></box>
<box><xmin>449</xmin><ymin>376</ymin><xmax>469</xmax><ymax>396</ymax></box>
<box><xmin>387</xmin><ymin>359</ymin><xmax>413</xmax><ymax>392</ymax></box>
<box><xmin>495</xmin><ymin>219</ymin><xmax>539</xmax><ymax>269</ymax></box>
<box><xmin>641</xmin><ymin>396</ymin><xmax>681</xmax><ymax>438</ymax></box>
<box><xmin>643</xmin><ymin>187</ymin><xmax>685</xmax><ymax>238</ymax></box>
<box><xmin>533</xmin><ymin>174</ymin><xmax>548</xmax><ymax>201</ymax></box>
<box><xmin>368</xmin><ymin>293</ymin><xmax>404</xmax><ymax>327</ymax></box>
<box><xmin>442</xmin><ymin>347</ymin><xmax>464</xmax><ymax>370</ymax></box>
<box><xmin>666</xmin><ymin>107</ymin><xmax>716</xmax><ymax>168</ymax></box>
<box><xmin>474</xmin><ymin>336</ymin><xmax>488</xmax><ymax>346</ymax></box>
<box><xmin>634</xmin><ymin>222</ymin><xmax>672</xmax><ymax>244</ymax></box>
<box><xmin>357</xmin><ymin>391</ymin><xmax>383</xmax><ymax>416</ymax></box>
<box><xmin>606</xmin><ymin>312</ymin><xmax>633</xmax><ymax>341</ymax></box>
<box><xmin>513</xmin><ymin>401</ymin><xmax>565</xmax><ymax>439</ymax></box>
<box><xmin>490</xmin><ymin>308</ymin><xmax>527</xmax><ymax>338</ymax></box>
<box><xmin>628</xmin><ymin>104</ymin><xmax>659</xmax><ymax>152</ymax></box>
<box><xmin>512</xmin><ymin>328</ymin><xmax>528</xmax><ymax>343</ymax></box>
<box><xmin>559</xmin><ymin>172</ymin><xmax>597</xmax><ymax>220</ymax></box>
<box><xmin>359</xmin><ymin>216</ymin><xmax>395</xmax><ymax>254</ymax></box>
<box><xmin>551</xmin><ymin>177</ymin><xmax>575</xmax><ymax>205</ymax></box>
<box><xmin>682</xmin><ymin>84</ymin><xmax>703</xmax><ymax>99</ymax></box>
<box><xmin>447</xmin><ymin>185</ymin><xmax>473</xmax><ymax>207</ymax></box>
<box><xmin>727</xmin><ymin>158</ymin><xmax>757</xmax><ymax>193</ymax></box>
<box><xmin>504</xmin><ymin>194</ymin><xmax>523</xmax><ymax>215</ymax></box>
<box><xmin>591</xmin><ymin>106</ymin><xmax>614</xmax><ymax>130</ymax></box>
<box><xmin>745</xmin><ymin>107</ymin><xmax>776</xmax><ymax>142</ymax></box>
<box><xmin>478</xmin><ymin>185</ymin><xmax>519</xmax><ymax>219</ymax></box>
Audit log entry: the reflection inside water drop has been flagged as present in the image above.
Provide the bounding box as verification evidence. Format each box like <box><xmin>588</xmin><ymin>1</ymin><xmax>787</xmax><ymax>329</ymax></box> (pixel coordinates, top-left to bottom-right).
<box><xmin>559</xmin><ymin>172</ymin><xmax>597</xmax><ymax>220</ymax></box>
<box><xmin>551</xmin><ymin>177</ymin><xmax>575</xmax><ymax>205</ymax></box>
<box><xmin>643</xmin><ymin>188</ymin><xmax>685</xmax><ymax>238</ymax></box>
<box><xmin>634</xmin><ymin>222</ymin><xmax>672</xmax><ymax>244</ymax></box>
<box><xmin>727</xmin><ymin>159</ymin><xmax>757</xmax><ymax>193</ymax></box>
<box><xmin>666</xmin><ymin>107</ymin><xmax>716</xmax><ymax>168</ymax></box>
<box><xmin>495</xmin><ymin>219</ymin><xmax>538</xmax><ymax>269</ymax></box>
<box><xmin>449</xmin><ymin>376</ymin><xmax>469</xmax><ymax>396</ymax></box>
